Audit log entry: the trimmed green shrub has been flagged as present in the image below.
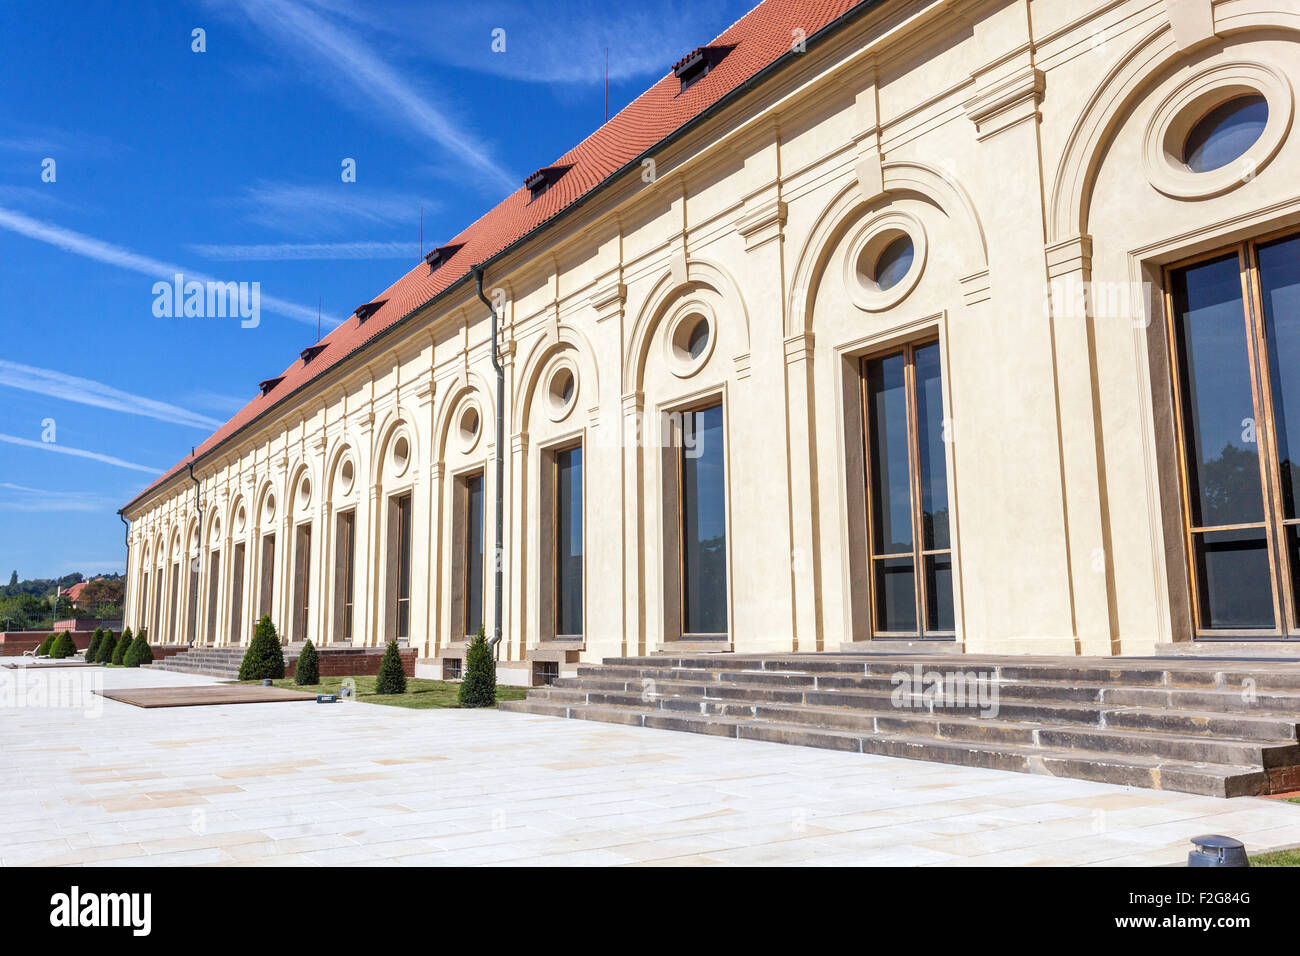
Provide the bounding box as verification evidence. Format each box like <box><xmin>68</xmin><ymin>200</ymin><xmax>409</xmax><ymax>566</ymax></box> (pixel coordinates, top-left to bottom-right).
<box><xmin>238</xmin><ymin>615</ymin><xmax>285</xmax><ymax>681</ymax></box>
<box><xmin>123</xmin><ymin>630</ymin><xmax>154</xmax><ymax>667</ymax></box>
<box><xmin>91</xmin><ymin>629</ymin><xmax>114</xmax><ymax>663</ymax></box>
<box><xmin>294</xmin><ymin>639</ymin><xmax>319</xmax><ymax>686</ymax></box>
<box><xmin>50</xmin><ymin>631</ymin><xmax>76</xmax><ymax>659</ymax></box>
<box><xmin>110</xmin><ymin>627</ymin><xmax>133</xmax><ymax>665</ymax></box>
<box><xmin>36</xmin><ymin>633</ymin><xmax>56</xmax><ymax>656</ymax></box>
<box><xmin>86</xmin><ymin>628</ymin><xmax>103</xmax><ymax>661</ymax></box>
<box><xmin>458</xmin><ymin>626</ymin><xmax>496</xmax><ymax>708</ymax></box>
<box><xmin>375</xmin><ymin>640</ymin><xmax>406</xmax><ymax>695</ymax></box>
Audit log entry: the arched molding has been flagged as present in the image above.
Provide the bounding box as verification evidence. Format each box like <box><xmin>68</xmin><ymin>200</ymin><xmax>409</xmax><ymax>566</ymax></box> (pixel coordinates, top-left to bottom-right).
<box><xmin>513</xmin><ymin>322</ymin><xmax>601</xmax><ymax>434</ymax></box>
<box><xmin>372</xmin><ymin>405</ymin><xmax>420</xmax><ymax>489</ymax></box>
<box><xmin>624</xmin><ymin>257</ymin><xmax>751</xmax><ymax>392</ymax></box>
<box><xmin>785</xmin><ymin>161</ymin><xmax>988</xmax><ymax>337</ymax></box>
<box><xmin>1047</xmin><ymin>11</ymin><xmax>1300</xmax><ymax>243</ymax></box>
<box><xmin>432</xmin><ymin>369</ymin><xmax>497</xmax><ymax>464</ymax></box>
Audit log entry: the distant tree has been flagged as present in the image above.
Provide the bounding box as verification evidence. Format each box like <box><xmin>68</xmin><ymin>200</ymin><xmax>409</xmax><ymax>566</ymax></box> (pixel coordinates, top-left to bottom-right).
<box><xmin>458</xmin><ymin>627</ymin><xmax>497</xmax><ymax>708</ymax></box>
<box><xmin>36</xmin><ymin>633</ymin><xmax>56</xmax><ymax>656</ymax></box>
<box><xmin>375</xmin><ymin>640</ymin><xmax>407</xmax><ymax>695</ymax></box>
<box><xmin>238</xmin><ymin>616</ymin><xmax>285</xmax><ymax>681</ymax></box>
<box><xmin>80</xmin><ymin>577</ymin><xmax>125</xmax><ymax>612</ymax></box>
<box><xmin>7</xmin><ymin>571</ymin><xmax>16</xmax><ymax>588</ymax></box>
<box><xmin>294</xmin><ymin>639</ymin><xmax>319</xmax><ymax>685</ymax></box>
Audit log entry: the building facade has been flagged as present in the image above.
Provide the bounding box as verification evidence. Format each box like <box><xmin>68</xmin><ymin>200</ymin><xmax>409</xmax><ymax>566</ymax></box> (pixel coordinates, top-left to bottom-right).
<box><xmin>122</xmin><ymin>0</ymin><xmax>1300</xmax><ymax>678</ymax></box>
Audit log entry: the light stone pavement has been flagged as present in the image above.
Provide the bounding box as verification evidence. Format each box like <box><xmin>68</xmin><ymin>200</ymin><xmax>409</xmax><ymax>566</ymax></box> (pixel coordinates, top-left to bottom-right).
<box><xmin>2</xmin><ymin>663</ymin><xmax>1298</xmax><ymax>866</ymax></box>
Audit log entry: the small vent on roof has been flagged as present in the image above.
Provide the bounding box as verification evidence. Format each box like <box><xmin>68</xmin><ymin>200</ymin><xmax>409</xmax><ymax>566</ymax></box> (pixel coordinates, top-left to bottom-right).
<box><xmin>673</xmin><ymin>45</ymin><xmax>733</xmax><ymax>92</ymax></box>
<box><xmin>258</xmin><ymin>376</ymin><xmax>284</xmax><ymax>397</ymax></box>
<box><xmin>425</xmin><ymin>243</ymin><xmax>464</xmax><ymax>271</ymax></box>
<box><xmin>300</xmin><ymin>344</ymin><xmax>327</xmax><ymax>365</ymax></box>
<box><xmin>524</xmin><ymin>165</ymin><xmax>573</xmax><ymax>201</ymax></box>
<box><xmin>354</xmin><ymin>299</ymin><xmax>387</xmax><ymax>323</ymax></box>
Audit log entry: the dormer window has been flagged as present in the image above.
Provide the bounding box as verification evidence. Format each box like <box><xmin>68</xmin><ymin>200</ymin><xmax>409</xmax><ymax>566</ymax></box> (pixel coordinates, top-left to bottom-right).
<box><xmin>354</xmin><ymin>299</ymin><xmax>387</xmax><ymax>324</ymax></box>
<box><xmin>673</xmin><ymin>45</ymin><xmax>732</xmax><ymax>92</ymax></box>
<box><xmin>425</xmin><ymin>243</ymin><xmax>464</xmax><ymax>272</ymax></box>
<box><xmin>524</xmin><ymin>165</ymin><xmax>572</xmax><ymax>202</ymax></box>
<box><xmin>300</xmin><ymin>344</ymin><xmax>327</xmax><ymax>365</ymax></box>
<box><xmin>258</xmin><ymin>376</ymin><xmax>284</xmax><ymax>397</ymax></box>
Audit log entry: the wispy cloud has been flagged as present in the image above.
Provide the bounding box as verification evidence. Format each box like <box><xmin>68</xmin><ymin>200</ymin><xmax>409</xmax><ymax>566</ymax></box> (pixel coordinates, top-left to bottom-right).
<box><xmin>221</xmin><ymin>0</ymin><xmax>517</xmax><ymax>193</ymax></box>
<box><xmin>0</xmin><ymin>360</ymin><xmax>222</xmax><ymax>430</ymax></box>
<box><xmin>325</xmin><ymin>0</ymin><xmax>738</xmax><ymax>85</ymax></box>
<box><xmin>188</xmin><ymin>239</ymin><xmax>417</xmax><ymax>261</ymax></box>
<box><xmin>0</xmin><ymin>434</ymin><xmax>159</xmax><ymax>475</ymax></box>
<box><xmin>183</xmin><ymin>390</ymin><xmax>255</xmax><ymax>415</ymax></box>
<box><xmin>220</xmin><ymin>181</ymin><xmax>435</xmax><ymax>238</ymax></box>
<box><xmin>0</xmin><ymin>483</ymin><xmax>117</xmax><ymax>513</ymax></box>
<box><xmin>0</xmin><ymin>205</ymin><xmax>343</xmax><ymax>329</ymax></box>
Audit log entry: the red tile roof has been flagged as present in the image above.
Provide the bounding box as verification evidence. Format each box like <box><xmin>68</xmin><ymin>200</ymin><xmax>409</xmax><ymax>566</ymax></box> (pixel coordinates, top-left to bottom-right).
<box><xmin>124</xmin><ymin>0</ymin><xmax>874</xmax><ymax>512</ymax></box>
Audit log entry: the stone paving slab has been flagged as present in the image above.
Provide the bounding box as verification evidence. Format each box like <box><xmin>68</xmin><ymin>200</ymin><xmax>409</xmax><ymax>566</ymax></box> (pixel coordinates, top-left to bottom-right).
<box><xmin>1</xmin><ymin>664</ymin><xmax>1298</xmax><ymax>866</ymax></box>
<box><xmin>97</xmin><ymin>684</ymin><xmax>317</xmax><ymax>708</ymax></box>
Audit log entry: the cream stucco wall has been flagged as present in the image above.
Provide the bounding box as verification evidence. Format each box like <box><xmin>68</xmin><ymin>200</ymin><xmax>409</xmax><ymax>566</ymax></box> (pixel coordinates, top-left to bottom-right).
<box><xmin>122</xmin><ymin>0</ymin><xmax>1300</xmax><ymax>672</ymax></box>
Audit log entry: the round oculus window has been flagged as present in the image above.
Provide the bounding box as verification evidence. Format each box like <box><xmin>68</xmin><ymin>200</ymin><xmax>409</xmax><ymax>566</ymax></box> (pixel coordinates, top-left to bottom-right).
<box><xmin>1183</xmin><ymin>94</ymin><xmax>1268</xmax><ymax>173</ymax></box>
<box><xmin>872</xmin><ymin>235</ymin><xmax>915</xmax><ymax>291</ymax></box>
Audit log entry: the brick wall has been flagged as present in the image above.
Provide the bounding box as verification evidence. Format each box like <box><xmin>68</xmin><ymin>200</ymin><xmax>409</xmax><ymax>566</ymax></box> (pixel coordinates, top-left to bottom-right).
<box><xmin>0</xmin><ymin>632</ymin><xmax>193</xmax><ymax>658</ymax></box>
<box><xmin>286</xmin><ymin>647</ymin><xmax>416</xmax><ymax>679</ymax></box>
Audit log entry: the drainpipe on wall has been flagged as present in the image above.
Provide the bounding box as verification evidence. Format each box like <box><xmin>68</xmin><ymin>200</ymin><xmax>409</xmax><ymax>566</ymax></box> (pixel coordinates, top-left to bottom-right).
<box><xmin>188</xmin><ymin>456</ymin><xmax>203</xmax><ymax>647</ymax></box>
<box><xmin>472</xmin><ymin>264</ymin><xmax>505</xmax><ymax>660</ymax></box>
<box><xmin>117</xmin><ymin>509</ymin><xmax>130</xmax><ymax>631</ymax></box>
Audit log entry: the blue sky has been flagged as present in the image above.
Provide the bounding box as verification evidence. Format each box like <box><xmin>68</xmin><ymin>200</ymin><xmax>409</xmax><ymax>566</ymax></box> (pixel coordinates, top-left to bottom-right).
<box><xmin>0</xmin><ymin>0</ymin><xmax>755</xmax><ymax>580</ymax></box>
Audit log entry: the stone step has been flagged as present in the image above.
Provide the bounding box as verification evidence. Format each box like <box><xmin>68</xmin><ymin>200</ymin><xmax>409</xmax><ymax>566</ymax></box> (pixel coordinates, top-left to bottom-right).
<box><xmin>498</xmin><ymin>698</ymin><xmax>1272</xmax><ymax>798</ymax></box>
<box><xmin>557</xmin><ymin>671</ymin><xmax>1300</xmax><ymax>717</ymax></box>
<box><xmin>583</xmin><ymin>656</ymin><xmax>1300</xmax><ymax>693</ymax></box>
<box><xmin>530</xmin><ymin>684</ymin><xmax>1297</xmax><ymax>762</ymax></box>
<box><xmin>508</xmin><ymin>652</ymin><xmax>1300</xmax><ymax>796</ymax></box>
<box><xmin>533</xmin><ymin>680</ymin><xmax>1300</xmax><ymax>742</ymax></box>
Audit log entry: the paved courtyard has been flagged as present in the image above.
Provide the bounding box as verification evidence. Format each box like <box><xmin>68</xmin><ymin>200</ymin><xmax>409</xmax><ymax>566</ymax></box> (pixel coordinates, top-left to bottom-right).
<box><xmin>1</xmin><ymin>663</ymin><xmax>1298</xmax><ymax>866</ymax></box>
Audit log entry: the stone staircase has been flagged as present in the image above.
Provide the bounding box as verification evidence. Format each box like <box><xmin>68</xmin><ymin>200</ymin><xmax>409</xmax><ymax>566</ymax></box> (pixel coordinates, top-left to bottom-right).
<box><xmin>499</xmin><ymin>652</ymin><xmax>1300</xmax><ymax>797</ymax></box>
<box><xmin>146</xmin><ymin>645</ymin><xmax>249</xmax><ymax>679</ymax></box>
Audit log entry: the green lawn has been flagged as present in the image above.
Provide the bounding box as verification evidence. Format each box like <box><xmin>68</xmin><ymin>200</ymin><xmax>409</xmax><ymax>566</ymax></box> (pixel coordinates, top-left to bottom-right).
<box><xmin>233</xmin><ymin>674</ymin><xmax>526</xmax><ymax>710</ymax></box>
<box><xmin>1250</xmin><ymin>846</ymin><xmax>1300</xmax><ymax>867</ymax></box>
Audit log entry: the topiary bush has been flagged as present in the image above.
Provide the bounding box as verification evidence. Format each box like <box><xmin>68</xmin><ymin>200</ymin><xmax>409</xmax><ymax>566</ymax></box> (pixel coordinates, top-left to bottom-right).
<box><xmin>123</xmin><ymin>630</ymin><xmax>154</xmax><ymax>667</ymax></box>
<box><xmin>111</xmin><ymin>627</ymin><xmax>133</xmax><ymax>665</ymax></box>
<box><xmin>375</xmin><ymin>640</ymin><xmax>406</xmax><ymax>695</ymax></box>
<box><xmin>86</xmin><ymin>628</ymin><xmax>103</xmax><ymax>661</ymax></box>
<box><xmin>294</xmin><ymin>639</ymin><xmax>319</xmax><ymax>686</ymax></box>
<box><xmin>36</xmin><ymin>633</ymin><xmax>56</xmax><ymax>657</ymax></box>
<box><xmin>458</xmin><ymin>626</ymin><xmax>497</xmax><ymax>708</ymax></box>
<box><xmin>50</xmin><ymin>631</ymin><xmax>76</xmax><ymax>659</ymax></box>
<box><xmin>238</xmin><ymin>615</ymin><xmax>285</xmax><ymax>681</ymax></box>
<box><xmin>92</xmin><ymin>629</ymin><xmax>114</xmax><ymax>663</ymax></box>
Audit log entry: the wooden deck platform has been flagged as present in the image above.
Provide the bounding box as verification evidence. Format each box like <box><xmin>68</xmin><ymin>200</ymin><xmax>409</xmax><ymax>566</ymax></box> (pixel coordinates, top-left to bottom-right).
<box><xmin>96</xmin><ymin>684</ymin><xmax>317</xmax><ymax>708</ymax></box>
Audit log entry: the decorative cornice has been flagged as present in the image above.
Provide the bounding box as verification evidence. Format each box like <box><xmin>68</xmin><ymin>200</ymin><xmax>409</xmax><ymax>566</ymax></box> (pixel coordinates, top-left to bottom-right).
<box><xmin>963</xmin><ymin>64</ymin><xmax>1044</xmax><ymax>141</ymax></box>
<box><xmin>1045</xmin><ymin>234</ymin><xmax>1093</xmax><ymax>280</ymax></box>
<box><xmin>589</xmin><ymin>278</ymin><xmax>627</xmax><ymax>322</ymax></box>
<box><xmin>783</xmin><ymin>331</ymin><xmax>815</xmax><ymax>364</ymax></box>
<box><xmin>736</xmin><ymin>198</ymin><xmax>787</xmax><ymax>252</ymax></box>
